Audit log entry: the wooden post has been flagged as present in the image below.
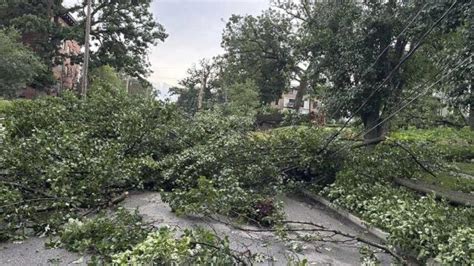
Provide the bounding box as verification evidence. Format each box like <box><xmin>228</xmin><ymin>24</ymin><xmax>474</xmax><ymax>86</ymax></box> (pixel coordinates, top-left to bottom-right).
<box><xmin>81</xmin><ymin>0</ymin><xmax>92</xmax><ymax>98</ymax></box>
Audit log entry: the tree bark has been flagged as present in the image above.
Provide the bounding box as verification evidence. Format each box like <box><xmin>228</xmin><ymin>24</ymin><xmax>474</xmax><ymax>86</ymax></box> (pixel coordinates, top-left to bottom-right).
<box><xmin>362</xmin><ymin>110</ymin><xmax>384</xmax><ymax>142</ymax></box>
<box><xmin>47</xmin><ymin>0</ymin><xmax>53</xmax><ymax>19</ymax></box>
<box><xmin>294</xmin><ymin>76</ymin><xmax>308</xmax><ymax>112</ymax></box>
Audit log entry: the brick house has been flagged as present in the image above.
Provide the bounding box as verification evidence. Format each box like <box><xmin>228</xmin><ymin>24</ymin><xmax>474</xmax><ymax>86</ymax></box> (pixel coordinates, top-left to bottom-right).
<box><xmin>19</xmin><ymin>12</ymin><xmax>81</xmax><ymax>98</ymax></box>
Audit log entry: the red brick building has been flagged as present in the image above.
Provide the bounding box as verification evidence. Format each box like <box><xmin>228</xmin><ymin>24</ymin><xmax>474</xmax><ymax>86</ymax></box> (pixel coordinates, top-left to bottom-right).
<box><xmin>19</xmin><ymin>12</ymin><xmax>81</xmax><ymax>98</ymax></box>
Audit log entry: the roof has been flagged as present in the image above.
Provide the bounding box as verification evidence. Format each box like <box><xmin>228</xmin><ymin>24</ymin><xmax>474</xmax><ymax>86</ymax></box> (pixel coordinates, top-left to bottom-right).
<box><xmin>59</xmin><ymin>12</ymin><xmax>76</xmax><ymax>26</ymax></box>
<box><xmin>57</xmin><ymin>5</ymin><xmax>77</xmax><ymax>26</ymax></box>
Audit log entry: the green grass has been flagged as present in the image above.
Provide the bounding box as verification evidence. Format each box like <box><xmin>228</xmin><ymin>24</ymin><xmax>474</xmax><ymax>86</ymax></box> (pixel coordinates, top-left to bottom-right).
<box><xmin>390</xmin><ymin>127</ymin><xmax>474</xmax><ymax>144</ymax></box>
<box><xmin>0</xmin><ymin>99</ymin><xmax>11</xmax><ymax>114</ymax></box>
<box><xmin>453</xmin><ymin>162</ymin><xmax>474</xmax><ymax>175</ymax></box>
<box><xmin>391</xmin><ymin>127</ymin><xmax>474</xmax><ymax>162</ymax></box>
<box><xmin>417</xmin><ymin>162</ymin><xmax>474</xmax><ymax>193</ymax></box>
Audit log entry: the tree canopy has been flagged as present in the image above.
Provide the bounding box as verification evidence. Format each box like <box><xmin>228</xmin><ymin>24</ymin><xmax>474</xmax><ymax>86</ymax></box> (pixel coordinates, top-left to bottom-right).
<box><xmin>70</xmin><ymin>0</ymin><xmax>168</xmax><ymax>79</ymax></box>
<box><xmin>0</xmin><ymin>29</ymin><xmax>45</xmax><ymax>98</ymax></box>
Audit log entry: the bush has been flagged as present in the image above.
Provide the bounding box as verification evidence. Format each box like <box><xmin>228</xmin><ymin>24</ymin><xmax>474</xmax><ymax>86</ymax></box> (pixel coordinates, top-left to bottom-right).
<box><xmin>337</xmin><ymin>138</ymin><xmax>444</xmax><ymax>181</ymax></box>
<box><xmin>280</xmin><ymin>110</ymin><xmax>312</xmax><ymax>127</ymax></box>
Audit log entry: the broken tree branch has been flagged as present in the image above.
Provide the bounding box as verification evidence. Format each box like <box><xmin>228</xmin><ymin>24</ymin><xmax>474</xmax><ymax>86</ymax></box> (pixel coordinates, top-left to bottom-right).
<box><xmin>388</xmin><ymin>141</ymin><xmax>437</xmax><ymax>178</ymax></box>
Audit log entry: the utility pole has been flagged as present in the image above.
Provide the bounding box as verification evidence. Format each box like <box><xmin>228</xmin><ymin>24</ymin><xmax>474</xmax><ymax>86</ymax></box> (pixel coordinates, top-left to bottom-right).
<box><xmin>81</xmin><ymin>0</ymin><xmax>92</xmax><ymax>98</ymax></box>
<box><xmin>125</xmin><ymin>76</ymin><xmax>131</xmax><ymax>94</ymax></box>
<box><xmin>197</xmin><ymin>76</ymin><xmax>205</xmax><ymax>111</ymax></box>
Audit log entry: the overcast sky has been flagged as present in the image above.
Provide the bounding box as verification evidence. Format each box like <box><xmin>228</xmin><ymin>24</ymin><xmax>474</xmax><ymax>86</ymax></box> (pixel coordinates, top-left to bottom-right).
<box><xmin>64</xmin><ymin>0</ymin><xmax>270</xmax><ymax>97</ymax></box>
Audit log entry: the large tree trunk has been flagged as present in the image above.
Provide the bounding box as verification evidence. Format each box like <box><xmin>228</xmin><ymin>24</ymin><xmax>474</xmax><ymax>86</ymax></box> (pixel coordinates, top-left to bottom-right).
<box><xmin>294</xmin><ymin>77</ymin><xmax>308</xmax><ymax>112</ymax></box>
<box><xmin>362</xmin><ymin>110</ymin><xmax>385</xmax><ymax>143</ymax></box>
<box><xmin>47</xmin><ymin>0</ymin><xmax>53</xmax><ymax>18</ymax></box>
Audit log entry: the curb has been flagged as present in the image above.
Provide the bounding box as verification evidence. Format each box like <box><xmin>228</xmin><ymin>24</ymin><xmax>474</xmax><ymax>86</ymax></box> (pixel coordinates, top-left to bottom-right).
<box><xmin>300</xmin><ymin>189</ymin><xmax>424</xmax><ymax>264</ymax></box>
<box><xmin>393</xmin><ymin>177</ymin><xmax>474</xmax><ymax>207</ymax></box>
<box><xmin>299</xmin><ymin>189</ymin><xmax>389</xmax><ymax>242</ymax></box>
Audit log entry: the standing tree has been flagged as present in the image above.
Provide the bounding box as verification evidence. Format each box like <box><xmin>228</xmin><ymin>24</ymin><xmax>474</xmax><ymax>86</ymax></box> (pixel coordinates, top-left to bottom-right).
<box><xmin>0</xmin><ymin>0</ymin><xmax>167</xmax><ymax>89</ymax></box>
<box><xmin>172</xmin><ymin>58</ymin><xmax>220</xmax><ymax>113</ymax></box>
<box><xmin>0</xmin><ymin>29</ymin><xmax>45</xmax><ymax>98</ymax></box>
<box><xmin>221</xmin><ymin>11</ymin><xmax>294</xmax><ymax>105</ymax></box>
<box><xmin>0</xmin><ymin>0</ymin><xmax>73</xmax><ymax>90</ymax></box>
<box><xmin>70</xmin><ymin>0</ymin><xmax>168</xmax><ymax>81</ymax></box>
<box><xmin>225</xmin><ymin>79</ymin><xmax>260</xmax><ymax>115</ymax></box>
<box><xmin>317</xmin><ymin>0</ymin><xmax>412</xmax><ymax>140</ymax></box>
<box><xmin>427</xmin><ymin>2</ymin><xmax>472</xmax><ymax>129</ymax></box>
<box><xmin>278</xmin><ymin>0</ymin><xmax>457</xmax><ymax>140</ymax></box>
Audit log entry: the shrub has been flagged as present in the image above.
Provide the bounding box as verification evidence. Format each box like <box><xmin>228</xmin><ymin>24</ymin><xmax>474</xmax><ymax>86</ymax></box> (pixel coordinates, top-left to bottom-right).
<box><xmin>280</xmin><ymin>110</ymin><xmax>311</xmax><ymax>127</ymax></box>
<box><xmin>0</xmin><ymin>99</ymin><xmax>12</xmax><ymax>114</ymax></box>
<box><xmin>339</xmin><ymin>139</ymin><xmax>443</xmax><ymax>181</ymax></box>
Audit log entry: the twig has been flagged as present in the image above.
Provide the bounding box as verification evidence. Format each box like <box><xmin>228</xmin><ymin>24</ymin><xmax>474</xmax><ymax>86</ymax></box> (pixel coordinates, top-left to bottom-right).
<box><xmin>282</xmin><ymin>220</ymin><xmax>406</xmax><ymax>263</ymax></box>
<box><xmin>388</xmin><ymin>141</ymin><xmax>437</xmax><ymax>178</ymax></box>
<box><xmin>81</xmin><ymin>191</ymin><xmax>129</xmax><ymax>217</ymax></box>
<box><xmin>0</xmin><ymin>180</ymin><xmax>58</xmax><ymax>199</ymax></box>
<box><xmin>190</xmin><ymin>241</ymin><xmax>249</xmax><ymax>265</ymax></box>
<box><xmin>211</xmin><ymin>216</ymin><xmax>406</xmax><ymax>263</ymax></box>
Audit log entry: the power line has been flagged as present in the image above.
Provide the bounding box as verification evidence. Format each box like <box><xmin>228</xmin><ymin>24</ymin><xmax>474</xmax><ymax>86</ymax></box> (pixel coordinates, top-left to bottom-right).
<box><xmin>327</xmin><ymin>2</ymin><xmax>430</xmax><ymax>119</ymax></box>
<box><xmin>167</xmin><ymin>0</ymin><xmax>462</xmax><ymax>163</ymax></box>
<box><xmin>319</xmin><ymin>0</ymin><xmax>459</xmax><ymax>153</ymax></box>
<box><xmin>329</xmin><ymin>55</ymin><xmax>471</xmax><ymax>157</ymax></box>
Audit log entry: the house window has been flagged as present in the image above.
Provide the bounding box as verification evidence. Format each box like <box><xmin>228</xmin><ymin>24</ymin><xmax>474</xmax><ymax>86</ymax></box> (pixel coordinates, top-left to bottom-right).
<box><xmin>287</xmin><ymin>99</ymin><xmax>295</xmax><ymax>108</ymax></box>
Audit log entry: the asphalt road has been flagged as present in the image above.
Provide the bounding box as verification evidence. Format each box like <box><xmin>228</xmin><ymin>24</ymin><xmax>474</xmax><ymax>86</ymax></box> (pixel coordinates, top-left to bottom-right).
<box><xmin>0</xmin><ymin>192</ymin><xmax>392</xmax><ymax>265</ymax></box>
